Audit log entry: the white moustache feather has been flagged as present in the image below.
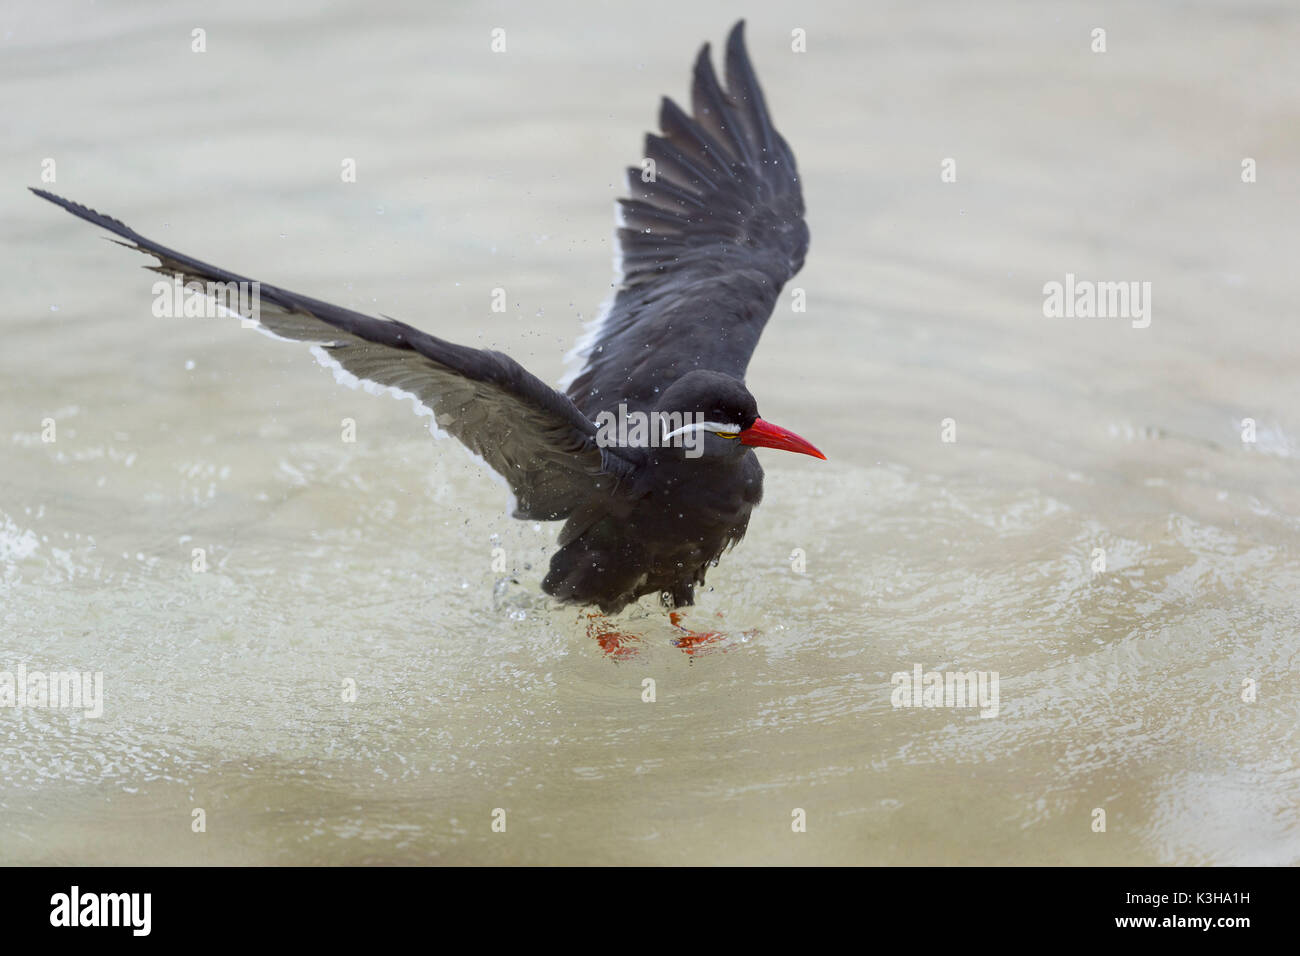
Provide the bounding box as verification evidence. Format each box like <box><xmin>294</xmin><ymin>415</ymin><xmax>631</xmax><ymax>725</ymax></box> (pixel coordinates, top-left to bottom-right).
<box><xmin>660</xmin><ymin>420</ymin><xmax>741</xmax><ymax>442</ymax></box>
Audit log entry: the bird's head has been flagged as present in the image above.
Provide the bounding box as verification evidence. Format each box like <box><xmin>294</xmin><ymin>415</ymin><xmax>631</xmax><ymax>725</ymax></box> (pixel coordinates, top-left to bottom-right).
<box><xmin>653</xmin><ymin>370</ymin><xmax>826</xmax><ymax>462</ymax></box>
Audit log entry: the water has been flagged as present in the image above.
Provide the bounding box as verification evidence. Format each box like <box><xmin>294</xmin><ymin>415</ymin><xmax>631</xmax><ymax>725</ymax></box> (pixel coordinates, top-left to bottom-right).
<box><xmin>2</xmin><ymin>0</ymin><xmax>1298</xmax><ymax>864</ymax></box>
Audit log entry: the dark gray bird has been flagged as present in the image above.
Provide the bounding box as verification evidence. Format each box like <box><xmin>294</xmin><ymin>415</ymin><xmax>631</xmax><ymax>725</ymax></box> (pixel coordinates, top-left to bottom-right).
<box><xmin>31</xmin><ymin>19</ymin><xmax>823</xmax><ymax>616</ymax></box>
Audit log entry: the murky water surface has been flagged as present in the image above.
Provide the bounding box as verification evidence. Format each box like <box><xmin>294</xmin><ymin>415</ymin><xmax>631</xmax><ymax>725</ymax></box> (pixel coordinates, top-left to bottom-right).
<box><xmin>2</xmin><ymin>0</ymin><xmax>1298</xmax><ymax>864</ymax></box>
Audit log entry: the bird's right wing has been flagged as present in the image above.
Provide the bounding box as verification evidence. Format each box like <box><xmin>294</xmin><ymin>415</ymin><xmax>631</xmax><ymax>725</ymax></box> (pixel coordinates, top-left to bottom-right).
<box><xmin>562</xmin><ymin>20</ymin><xmax>809</xmax><ymax>415</ymax></box>
<box><xmin>31</xmin><ymin>188</ymin><xmax>634</xmax><ymax>520</ymax></box>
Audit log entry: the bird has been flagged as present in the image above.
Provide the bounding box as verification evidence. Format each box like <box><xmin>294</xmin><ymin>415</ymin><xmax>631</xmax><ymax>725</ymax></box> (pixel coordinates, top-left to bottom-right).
<box><xmin>31</xmin><ymin>19</ymin><xmax>823</xmax><ymax>626</ymax></box>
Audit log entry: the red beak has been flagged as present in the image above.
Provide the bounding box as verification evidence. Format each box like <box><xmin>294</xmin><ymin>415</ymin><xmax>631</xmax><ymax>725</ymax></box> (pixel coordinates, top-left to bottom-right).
<box><xmin>738</xmin><ymin>418</ymin><xmax>827</xmax><ymax>460</ymax></box>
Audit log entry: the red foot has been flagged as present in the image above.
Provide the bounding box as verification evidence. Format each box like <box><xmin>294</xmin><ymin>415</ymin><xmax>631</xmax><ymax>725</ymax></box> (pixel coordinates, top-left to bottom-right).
<box><xmin>584</xmin><ymin>613</ymin><xmax>640</xmax><ymax>660</ymax></box>
<box><xmin>668</xmin><ymin>611</ymin><xmax>728</xmax><ymax>656</ymax></box>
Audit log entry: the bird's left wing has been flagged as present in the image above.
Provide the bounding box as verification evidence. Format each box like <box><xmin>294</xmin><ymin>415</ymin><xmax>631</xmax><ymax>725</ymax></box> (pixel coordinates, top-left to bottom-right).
<box><xmin>31</xmin><ymin>188</ymin><xmax>633</xmax><ymax>520</ymax></box>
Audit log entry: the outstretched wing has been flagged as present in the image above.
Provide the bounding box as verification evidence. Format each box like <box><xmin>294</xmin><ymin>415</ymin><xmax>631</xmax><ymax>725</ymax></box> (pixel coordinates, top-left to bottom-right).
<box><xmin>31</xmin><ymin>188</ymin><xmax>633</xmax><ymax>520</ymax></box>
<box><xmin>562</xmin><ymin>20</ymin><xmax>809</xmax><ymax>416</ymax></box>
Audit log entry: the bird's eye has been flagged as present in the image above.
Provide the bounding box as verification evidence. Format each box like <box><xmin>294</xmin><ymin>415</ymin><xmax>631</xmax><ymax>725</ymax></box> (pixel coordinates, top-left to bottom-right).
<box><xmin>714</xmin><ymin>431</ymin><xmax>740</xmax><ymax>439</ymax></box>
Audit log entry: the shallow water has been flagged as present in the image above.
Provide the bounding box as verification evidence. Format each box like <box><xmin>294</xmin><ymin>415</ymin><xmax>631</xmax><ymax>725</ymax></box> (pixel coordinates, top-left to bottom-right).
<box><xmin>3</xmin><ymin>0</ymin><xmax>1299</xmax><ymax>864</ymax></box>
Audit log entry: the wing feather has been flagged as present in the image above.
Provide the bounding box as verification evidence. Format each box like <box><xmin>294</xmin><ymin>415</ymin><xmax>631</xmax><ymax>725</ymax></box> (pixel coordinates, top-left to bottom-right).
<box><xmin>30</xmin><ymin>188</ymin><xmax>633</xmax><ymax>520</ymax></box>
<box><xmin>562</xmin><ymin>20</ymin><xmax>809</xmax><ymax>415</ymax></box>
